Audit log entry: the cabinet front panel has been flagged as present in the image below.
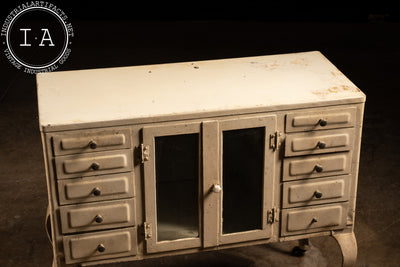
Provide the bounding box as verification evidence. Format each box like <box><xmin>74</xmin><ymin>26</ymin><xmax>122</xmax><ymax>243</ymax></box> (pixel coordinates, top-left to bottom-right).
<box><xmin>285</xmin><ymin>107</ymin><xmax>356</xmax><ymax>132</ymax></box>
<box><xmin>283</xmin><ymin>152</ymin><xmax>351</xmax><ymax>181</ymax></box>
<box><xmin>55</xmin><ymin>149</ymin><xmax>133</xmax><ymax>179</ymax></box>
<box><xmin>60</xmin><ymin>199</ymin><xmax>135</xmax><ymax>234</ymax></box>
<box><xmin>63</xmin><ymin>227</ymin><xmax>137</xmax><ymax>264</ymax></box>
<box><xmin>57</xmin><ymin>172</ymin><xmax>134</xmax><ymax>205</ymax></box>
<box><xmin>281</xmin><ymin>203</ymin><xmax>348</xmax><ymax>236</ymax></box>
<box><xmin>53</xmin><ymin>128</ymin><xmax>131</xmax><ymax>156</ymax></box>
<box><xmin>285</xmin><ymin>128</ymin><xmax>354</xmax><ymax>157</ymax></box>
<box><xmin>282</xmin><ymin>175</ymin><xmax>350</xmax><ymax>208</ymax></box>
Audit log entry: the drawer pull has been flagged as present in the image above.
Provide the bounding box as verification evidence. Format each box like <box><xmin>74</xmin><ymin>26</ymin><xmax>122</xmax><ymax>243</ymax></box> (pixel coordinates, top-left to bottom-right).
<box><xmin>314</xmin><ymin>191</ymin><xmax>323</xmax><ymax>199</ymax></box>
<box><xmin>311</xmin><ymin>218</ymin><xmax>318</xmax><ymax>223</ymax></box>
<box><xmin>91</xmin><ymin>162</ymin><xmax>100</xmax><ymax>170</ymax></box>
<box><xmin>97</xmin><ymin>244</ymin><xmax>106</xmax><ymax>253</ymax></box>
<box><xmin>319</xmin><ymin>119</ymin><xmax>327</xmax><ymax>127</ymax></box>
<box><xmin>89</xmin><ymin>140</ymin><xmax>97</xmax><ymax>149</ymax></box>
<box><xmin>317</xmin><ymin>141</ymin><xmax>326</xmax><ymax>149</ymax></box>
<box><xmin>314</xmin><ymin>164</ymin><xmax>323</xmax><ymax>173</ymax></box>
<box><xmin>94</xmin><ymin>215</ymin><xmax>103</xmax><ymax>223</ymax></box>
<box><xmin>93</xmin><ymin>187</ymin><xmax>101</xmax><ymax>196</ymax></box>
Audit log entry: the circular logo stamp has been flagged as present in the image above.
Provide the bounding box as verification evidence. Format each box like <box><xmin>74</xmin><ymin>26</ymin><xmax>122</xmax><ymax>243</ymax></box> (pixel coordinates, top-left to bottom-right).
<box><xmin>1</xmin><ymin>2</ymin><xmax>74</xmax><ymax>74</ymax></box>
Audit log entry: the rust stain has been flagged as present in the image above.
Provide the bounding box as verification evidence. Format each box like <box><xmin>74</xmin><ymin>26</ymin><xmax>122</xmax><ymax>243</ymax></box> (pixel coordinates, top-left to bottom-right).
<box><xmin>314</xmin><ymin>84</ymin><xmax>361</xmax><ymax>97</ymax></box>
<box><xmin>264</xmin><ymin>61</ymin><xmax>279</xmax><ymax>70</ymax></box>
<box><xmin>250</xmin><ymin>60</ymin><xmax>280</xmax><ymax>70</ymax></box>
<box><xmin>341</xmin><ymin>85</ymin><xmax>360</xmax><ymax>92</ymax></box>
<box><xmin>312</xmin><ymin>90</ymin><xmax>329</xmax><ymax>97</ymax></box>
<box><xmin>290</xmin><ymin>58</ymin><xmax>309</xmax><ymax>66</ymax></box>
<box><xmin>328</xmin><ymin>86</ymin><xmax>340</xmax><ymax>93</ymax></box>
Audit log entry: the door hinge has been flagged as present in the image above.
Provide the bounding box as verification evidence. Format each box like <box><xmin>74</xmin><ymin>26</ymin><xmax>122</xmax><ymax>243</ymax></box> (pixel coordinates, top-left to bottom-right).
<box><xmin>269</xmin><ymin>131</ymin><xmax>281</xmax><ymax>151</ymax></box>
<box><xmin>267</xmin><ymin>207</ymin><xmax>279</xmax><ymax>224</ymax></box>
<box><xmin>144</xmin><ymin>222</ymin><xmax>152</xmax><ymax>239</ymax></box>
<box><xmin>140</xmin><ymin>144</ymin><xmax>150</xmax><ymax>163</ymax></box>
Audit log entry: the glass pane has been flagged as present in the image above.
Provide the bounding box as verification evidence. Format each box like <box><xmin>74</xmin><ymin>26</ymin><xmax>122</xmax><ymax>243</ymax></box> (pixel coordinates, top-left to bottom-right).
<box><xmin>222</xmin><ymin>127</ymin><xmax>265</xmax><ymax>234</ymax></box>
<box><xmin>155</xmin><ymin>133</ymin><xmax>199</xmax><ymax>241</ymax></box>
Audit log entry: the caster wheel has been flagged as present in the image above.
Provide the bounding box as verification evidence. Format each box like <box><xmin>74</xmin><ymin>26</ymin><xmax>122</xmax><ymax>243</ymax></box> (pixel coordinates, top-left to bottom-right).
<box><xmin>291</xmin><ymin>246</ymin><xmax>306</xmax><ymax>257</ymax></box>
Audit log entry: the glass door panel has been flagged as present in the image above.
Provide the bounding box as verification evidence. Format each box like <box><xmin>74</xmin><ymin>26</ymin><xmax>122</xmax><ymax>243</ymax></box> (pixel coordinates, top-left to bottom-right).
<box><xmin>218</xmin><ymin>115</ymin><xmax>276</xmax><ymax>245</ymax></box>
<box><xmin>155</xmin><ymin>134</ymin><xmax>199</xmax><ymax>241</ymax></box>
<box><xmin>222</xmin><ymin>127</ymin><xmax>264</xmax><ymax>234</ymax></box>
<box><xmin>142</xmin><ymin>122</ymin><xmax>202</xmax><ymax>253</ymax></box>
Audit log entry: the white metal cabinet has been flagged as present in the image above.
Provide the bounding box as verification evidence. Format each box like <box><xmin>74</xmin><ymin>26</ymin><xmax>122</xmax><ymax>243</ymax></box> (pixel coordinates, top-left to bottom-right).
<box><xmin>38</xmin><ymin>51</ymin><xmax>365</xmax><ymax>266</ymax></box>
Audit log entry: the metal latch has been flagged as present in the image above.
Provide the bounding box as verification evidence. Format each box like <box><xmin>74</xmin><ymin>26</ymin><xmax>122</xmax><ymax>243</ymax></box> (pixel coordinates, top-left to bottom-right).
<box><xmin>141</xmin><ymin>144</ymin><xmax>150</xmax><ymax>163</ymax></box>
<box><xmin>267</xmin><ymin>208</ymin><xmax>279</xmax><ymax>224</ymax></box>
<box><xmin>144</xmin><ymin>222</ymin><xmax>152</xmax><ymax>239</ymax></box>
<box><xmin>269</xmin><ymin>131</ymin><xmax>281</xmax><ymax>151</ymax></box>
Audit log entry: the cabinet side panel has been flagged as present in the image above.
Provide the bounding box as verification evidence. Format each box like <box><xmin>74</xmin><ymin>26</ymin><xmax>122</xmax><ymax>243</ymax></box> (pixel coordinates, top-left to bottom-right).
<box><xmin>347</xmin><ymin>102</ymin><xmax>365</xmax><ymax>227</ymax></box>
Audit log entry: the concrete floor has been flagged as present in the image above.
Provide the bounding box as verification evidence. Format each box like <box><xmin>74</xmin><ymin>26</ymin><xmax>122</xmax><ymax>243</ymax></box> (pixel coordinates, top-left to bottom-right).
<box><xmin>1</xmin><ymin>21</ymin><xmax>399</xmax><ymax>266</ymax></box>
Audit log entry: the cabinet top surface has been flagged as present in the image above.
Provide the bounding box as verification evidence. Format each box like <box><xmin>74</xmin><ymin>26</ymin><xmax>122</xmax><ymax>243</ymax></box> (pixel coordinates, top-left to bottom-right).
<box><xmin>37</xmin><ymin>51</ymin><xmax>365</xmax><ymax>128</ymax></box>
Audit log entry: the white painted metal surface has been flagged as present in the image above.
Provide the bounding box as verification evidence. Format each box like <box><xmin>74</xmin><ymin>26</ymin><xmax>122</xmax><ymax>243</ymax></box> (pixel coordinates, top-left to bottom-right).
<box><xmin>37</xmin><ymin>51</ymin><xmax>365</xmax><ymax>127</ymax></box>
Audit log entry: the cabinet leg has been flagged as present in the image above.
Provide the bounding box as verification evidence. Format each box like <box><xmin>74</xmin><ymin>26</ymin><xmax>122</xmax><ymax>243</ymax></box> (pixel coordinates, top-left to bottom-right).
<box><xmin>332</xmin><ymin>232</ymin><xmax>357</xmax><ymax>267</ymax></box>
<box><xmin>291</xmin><ymin>238</ymin><xmax>310</xmax><ymax>257</ymax></box>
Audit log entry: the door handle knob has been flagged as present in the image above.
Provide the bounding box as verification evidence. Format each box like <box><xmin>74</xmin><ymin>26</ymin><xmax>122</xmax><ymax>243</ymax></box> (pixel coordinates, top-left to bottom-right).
<box><xmin>212</xmin><ymin>184</ymin><xmax>222</xmax><ymax>193</ymax></box>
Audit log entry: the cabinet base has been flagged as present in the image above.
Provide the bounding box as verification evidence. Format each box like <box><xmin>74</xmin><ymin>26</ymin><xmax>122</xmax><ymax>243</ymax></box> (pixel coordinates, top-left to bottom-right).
<box><xmin>333</xmin><ymin>232</ymin><xmax>357</xmax><ymax>267</ymax></box>
<box><xmin>290</xmin><ymin>233</ymin><xmax>357</xmax><ymax>267</ymax></box>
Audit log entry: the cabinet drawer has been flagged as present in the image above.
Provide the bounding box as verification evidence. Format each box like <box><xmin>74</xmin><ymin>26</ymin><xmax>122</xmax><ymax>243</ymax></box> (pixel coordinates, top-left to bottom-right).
<box><xmin>55</xmin><ymin>149</ymin><xmax>133</xmax><ymax>179</ymax></box>
<box><xmin>282</xmin><ymin>175</ymin><xmax>350</xmax><ymax>208</ymax></box>
<box><xmin>57</xmin><ymin>172</ymin><xmax>135</xmax><ymax>205</ymax></box>
<box><xmin>285</xmin><ymin>128</ymin><xmax>354</xmax><ymax>157</ymax></box>
<box><xmin>63</xmin><ymin>227</ymin><xmax>137</xmax><ymax>264</ymax></box>
<box><xmin>60</xmin><ymin>199</ymin><xmax>136</xmax><ymax>234</ymax></box>
<box><xmin>283</xmin><ymin>152</ymin><xmax>351</xmax><ymax>181</ymax></box>
<box><xmin>281</xmin><ymin>203</ymin><xmax>348</xmax><ymax>236</ymax></box>
<box><xmin>286</xmin><ymin>107</ymin><xmax>356</xmax><ymax>132</ymax></box>
<box><xmin>52</xmin><ymin>128</ymin><xmax>131</xmax><ymax>156</ymax></box>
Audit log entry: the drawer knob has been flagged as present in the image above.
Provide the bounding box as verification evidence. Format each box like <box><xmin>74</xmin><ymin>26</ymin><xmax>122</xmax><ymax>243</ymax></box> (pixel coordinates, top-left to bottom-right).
<box><xmin>317</xmin><ymin>141</ymin><xmax>326</xmax><ymax>149</ymax></box>
<box><xmin>315</xmin><ymin>164</ymin><xmax>323</xmax><ymax>173</ymax></box>
<box><xmin>89</xmin><ymin>140</ymin><xmax>97</xmax><ymax>149</ymax></box>
<box><xmin>93</xmin><ymin>187</ymin><xmax>101</xmax><ymax>196</ymax></box>
<box><xmin>319</xmin><ymin>119</ymin><xmax>328</xmax><ymax>127</ymax></box>
<box><xmin>95</xmin><ymin>215</ymin><xmax>103</xmax><ymax>223</ymax></box>
<box><xmin>212</xmin><ymin>184</ymin><xmax>222</xmax><ymax>193</ymax></box>
<box><xmin>91</xmin><ymin>162</ymin><xmax>100</xmax><ymax>170</ymax></box>
<box><xmin>314</xmin><ymin>191</ymin><xmax>323</xmax><ymax>198</ymax></box>
<box><xmin>97</xmin><ymin>244</ymin><xmax>106</xmax><ymax>253</ymax></box>
<box><xmin>311</xmin><ymin>218</ymin><xmax>318</xmax><ymax>223</ymax></box>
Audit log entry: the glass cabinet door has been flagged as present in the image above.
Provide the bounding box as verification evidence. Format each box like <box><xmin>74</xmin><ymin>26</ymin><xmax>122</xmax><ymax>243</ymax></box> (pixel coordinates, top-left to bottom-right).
<box><xmin>218</xmin><ymin>115</ymin><xmax>276</xmax><ymax>245</ymax></box>
<box><xmin>143</xmin><ymin>115</ymin><xmax>276</xmax><ymax>252</ymax></box>
<box><xmin>142</xmin><ymin>122</ymin><xmax>202</xmax><ymax>253</ymax></box>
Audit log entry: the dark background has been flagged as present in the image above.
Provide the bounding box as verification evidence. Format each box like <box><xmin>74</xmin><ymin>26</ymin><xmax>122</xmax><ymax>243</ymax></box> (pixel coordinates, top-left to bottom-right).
<box><xmin>1</xmin><ymin>1</ymin><xmax>399</xmax><ymax>266</ymax></box>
